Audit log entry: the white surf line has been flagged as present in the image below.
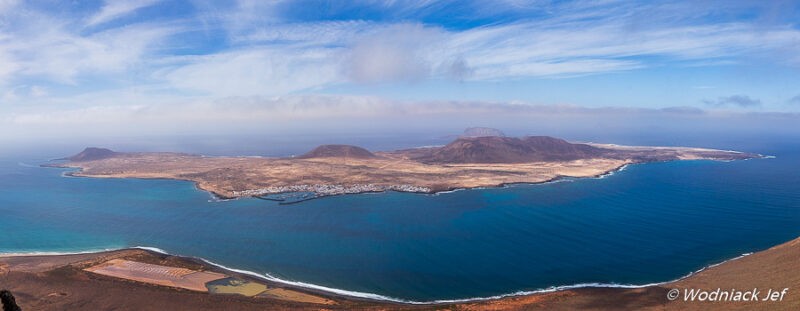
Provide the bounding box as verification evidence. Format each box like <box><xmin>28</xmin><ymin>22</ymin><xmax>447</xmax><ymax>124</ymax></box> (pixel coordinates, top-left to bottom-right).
<box><xmin>0</xmin><ymin>246</ymin><xmax>757</xmax><ymax>304</ymax></box>
<box><xmin>0</xmin><ymin>240</ymin><xmax>757</xmax><ymax>303</ymax></box>
<box><xmin>125</xmin><ymin>246</ymin><xmax>754</xmax><ymax>304</ymax></box>
<box><xmin>0</xmin><ymin>247</ymin><xmax>124</xmax><ymax>257</ymax></box>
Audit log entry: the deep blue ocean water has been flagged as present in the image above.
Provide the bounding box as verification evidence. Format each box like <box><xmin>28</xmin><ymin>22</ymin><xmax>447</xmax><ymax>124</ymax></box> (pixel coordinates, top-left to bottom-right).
<box><xmin>1</xmin><ymin>141</ymin><xmax>798</xmax><ymax>302</ymax></box>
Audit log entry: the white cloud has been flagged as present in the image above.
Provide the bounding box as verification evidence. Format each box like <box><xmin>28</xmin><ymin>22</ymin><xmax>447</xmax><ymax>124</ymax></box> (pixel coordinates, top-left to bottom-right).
<box><xmin>0</xmin><ymin>49</ymin><xmax>20</xmax><ymax>83</ymax></box>
<box><xmin>159</xmin><ymin>47</ymin><xmax>341</xmax><ymax>96</ymax></box>
<box><xmin>0</xmin><ymin>0</ymin><xmax>17</xmax><ymax>14</ymax></box>
<box><xmin>0</xmin><ymin>1</ymin><xmax>178</xmax><ymax>87</ymax></box>
<box><xmin>0</xmin><ymin>0</ymin><xmax>799</xmax><ymax>108</ymax></box>
<box><xmin>86</xmin><ymin>0</ymin><xmax>162</xmax><ymax>27</ymax></box>
<box><xmin>445</xmin><ymin>22</ymin><xmax>800</xmax><ymax>79</ymax></box>
<box><xmin>201</xmin><ymin>4</ymin><xmax>800</xmax><ymax>84</ymax></box>
<box><xmin>28</xmin><ymin>85</ymin><xmax>47</xmax><ymax>97</ymax></box>
<box><xmin>15</xmin><ymin>24</ymin><xmax>176</xmax><ymax>84</ymax></box>
<box><xmin>344</xmin><ymin>24</ymin><xmax>443</xmax><ymax>83</ymax></box>
<box><xmin>232</xmin><ymin>20</ymin><xmax>370</xmax><ymax>45</ymax></box>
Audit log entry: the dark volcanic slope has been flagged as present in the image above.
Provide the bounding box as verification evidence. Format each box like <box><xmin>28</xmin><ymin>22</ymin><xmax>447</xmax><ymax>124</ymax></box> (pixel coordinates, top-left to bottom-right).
<box><xmin>67</xmin><ymin>147</ymin><xmax>118</xmax><ymax>162</ymax></box>
<box><xmin>298</xmin><ymin>144</ymin><xmax>377</xmax><ymax>159</ymax></box>
<box><xmin>411</xmin><ymin>136</ymin><xmax>608</xmax><ymax>163</ymax></box>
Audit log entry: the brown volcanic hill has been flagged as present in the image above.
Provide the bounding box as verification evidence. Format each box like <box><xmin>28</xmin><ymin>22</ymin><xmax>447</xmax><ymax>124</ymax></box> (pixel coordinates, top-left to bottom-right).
<box><xmin>298</xmin><ymin>144</ymin><xmax>377</xmax><ymax>159</ymax></box>
<box><xmin>67</xmin><ymin>147</ymin><xmax>118</xmax><ymax>162</ymax></box>
<box><xmin>412</xmin><ymin>136</ymin><xmax>608</xmax><ymax>163</ymax></box>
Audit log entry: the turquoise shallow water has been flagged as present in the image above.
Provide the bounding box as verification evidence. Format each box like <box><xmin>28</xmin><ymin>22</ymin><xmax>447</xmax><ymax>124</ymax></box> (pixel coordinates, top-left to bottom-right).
<box><xmin>1</xmin><ymin>142</ymin><xmax>799</xmax><ymax>302</ymax></box>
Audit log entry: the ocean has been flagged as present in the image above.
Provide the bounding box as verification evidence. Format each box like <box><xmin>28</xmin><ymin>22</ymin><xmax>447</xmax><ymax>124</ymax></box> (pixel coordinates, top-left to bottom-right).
<box><xmin>1</xmin><ymin>138</ymin><xmax>798</xmax><ymax>302</ymax></box>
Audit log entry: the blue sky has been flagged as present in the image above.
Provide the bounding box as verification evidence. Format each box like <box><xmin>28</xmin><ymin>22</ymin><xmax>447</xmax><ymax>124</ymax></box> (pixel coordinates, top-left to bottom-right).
<box><xmin>1</xmin><ymin>0</ymin><xmax>800</xmax><ymax>140</ymax></box>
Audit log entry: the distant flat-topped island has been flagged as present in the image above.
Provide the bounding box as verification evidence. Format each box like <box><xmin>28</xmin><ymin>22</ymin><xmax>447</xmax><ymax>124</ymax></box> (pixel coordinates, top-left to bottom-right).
<box><xmin>50</xmin><ymin>133</ymin><xmax>760</xmax><ymax>201</ymax></box>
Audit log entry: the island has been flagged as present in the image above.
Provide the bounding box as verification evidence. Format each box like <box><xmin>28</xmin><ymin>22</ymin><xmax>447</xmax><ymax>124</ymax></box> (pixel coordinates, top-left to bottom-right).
<box><xmin>48</xmin><ymin>132</ymin><xmax>760</xmax><ymax>202</ymax></box>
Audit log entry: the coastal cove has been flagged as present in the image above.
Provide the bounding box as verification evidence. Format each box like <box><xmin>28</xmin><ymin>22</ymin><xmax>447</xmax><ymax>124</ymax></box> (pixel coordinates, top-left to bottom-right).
<box><xmin>1</xmin><ymin>143</ymin><xmax>799</xmax><ymax>302</ymax></box>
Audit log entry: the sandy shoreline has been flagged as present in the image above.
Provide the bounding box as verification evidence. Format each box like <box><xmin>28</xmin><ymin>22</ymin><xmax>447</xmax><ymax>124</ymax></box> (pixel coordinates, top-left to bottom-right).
<box><xmin>2</xmin><ymin>235</ymin><xmax>798</xmax><ymax>310</ymax></box>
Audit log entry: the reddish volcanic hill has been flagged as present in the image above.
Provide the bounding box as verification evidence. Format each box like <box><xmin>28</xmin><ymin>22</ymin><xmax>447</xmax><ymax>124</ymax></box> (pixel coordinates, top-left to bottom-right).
<box><xmin>67</xmin><ymin>147</ymin><xmax>119</xmax><ymax>162</ymax></box>
<box><xmin>298</xmin><ymin>144</ymin><xmax>377</xmax><ymax>159</ymax></box>
<box><xmin>411</xmin><ymin>136</ymin><xmax>608</xmax><ymax>163</ymax></box>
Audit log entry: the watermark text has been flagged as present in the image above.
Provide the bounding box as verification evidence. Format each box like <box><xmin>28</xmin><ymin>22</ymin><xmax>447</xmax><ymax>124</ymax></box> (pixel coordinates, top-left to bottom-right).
<box><xmin>667</xmin><ymin>288</ymin><xmax>789</xmax><ymax>302</ymax></box>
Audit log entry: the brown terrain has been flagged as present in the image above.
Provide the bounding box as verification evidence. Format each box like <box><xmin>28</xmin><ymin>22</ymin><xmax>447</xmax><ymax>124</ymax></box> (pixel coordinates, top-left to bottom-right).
<box><xmin>49</xmin><ymin>135</ymin><xmax>759</xmax><ymax>200</ymax></box>
<box><xmin>1</xmin><ymin>236</ymin><xmax>797</xmax><ymax>310</ymax></box>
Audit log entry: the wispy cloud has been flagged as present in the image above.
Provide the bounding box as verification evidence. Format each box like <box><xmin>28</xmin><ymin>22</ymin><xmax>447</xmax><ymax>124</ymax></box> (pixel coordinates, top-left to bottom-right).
<box><xmin>0</xmin><ymin>0</ymin><xmax>17</xmax><ymax>14</ymax></box>
<box><xmin>86</xmin><ymin>0</ymin><xmax>162</xmax><ymax>27</ymax></box>
<box><xmin>0</xmin><ymin>0</ymin><xmax>799</xmax><ymax>117</ymax></box>
<box><xmin>11</xmin><ymin>2</ymin><xmax>800</xmax><ymax>81</ymax></box>
<box><xmin>703</xmin><ymin>95</ymin><xmax>762</xmax><ymax>108</ymax></box>
<box><xmin>158</xmin><ymin>47</ymin><xmax>341</xmax><ymax>96</ymax></box>
<box><xmin>148</xmin><ymin>17</ymin><xmax>800</xmax><ymax>95</ymax></box>
<box><xmin>789</xmin><ymin>95</ymin><xmax>800</xmax><ymax>105</ymax></box>
<box><xmin>165</xmin><ymin>1</ymin><xmax>800</xmax><ymax>91</ymax></box>
<box><xmin>0</xmin><ymin>7</ymin><xmax>176</xmax><ymax>86</ymax></box>
<box><xmin>344</xmin><ymin>24</ymin><xmax>443</xmax><ymax>83</ymax></box>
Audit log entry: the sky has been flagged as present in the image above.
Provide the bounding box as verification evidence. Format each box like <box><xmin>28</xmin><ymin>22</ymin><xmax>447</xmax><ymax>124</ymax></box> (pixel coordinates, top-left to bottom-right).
<box><xmin>1</xmin><ymin>0</ymin><xmax>799</xmax><ymax>146</ymax></box>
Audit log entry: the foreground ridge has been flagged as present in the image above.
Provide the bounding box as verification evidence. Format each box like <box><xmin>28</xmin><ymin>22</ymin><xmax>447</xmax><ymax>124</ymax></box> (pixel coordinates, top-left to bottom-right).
<box><xmin>1</xmin><ymin>236</ymin><xmax>797</xmax><ymax>310</ymax></box>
